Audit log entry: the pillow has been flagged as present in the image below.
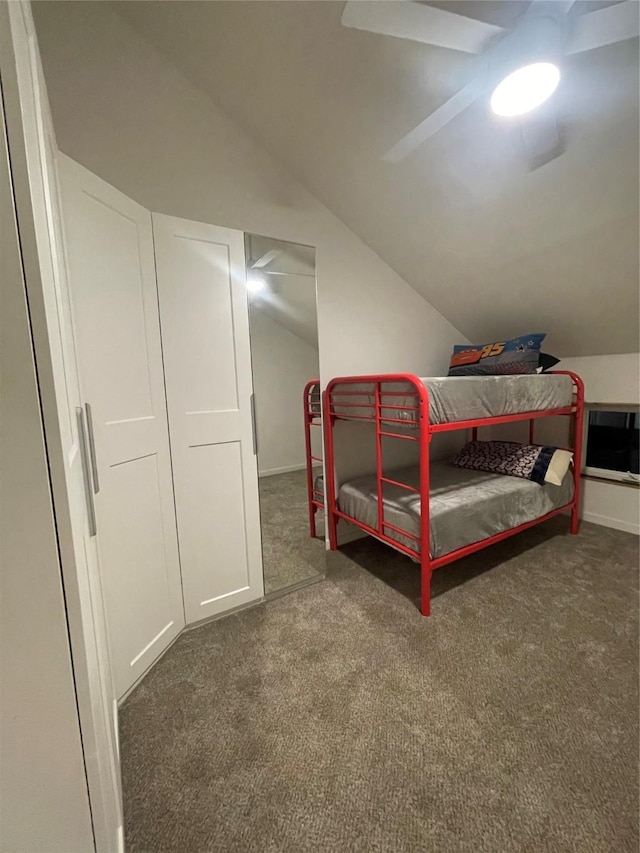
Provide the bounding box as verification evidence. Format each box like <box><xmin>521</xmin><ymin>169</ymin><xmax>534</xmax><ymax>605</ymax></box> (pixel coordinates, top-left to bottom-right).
<box><xmin>452</xmin><ymin>440</ymin><xmax>572</xmax><ymax>486</ymax></box>
<box><xmin>448</xmin><ymin>333</ymin><xmax>546</xmax><ymax>376</ymax></box>
<box><xmin>544</xmin><ymin>448</ymin><xmax>573</xmax><ymax>486</ymax></box>
<box><xmin>537</xmin><ymin>352</ymin><xmax>561</xmax><ymax>373</ymax></box>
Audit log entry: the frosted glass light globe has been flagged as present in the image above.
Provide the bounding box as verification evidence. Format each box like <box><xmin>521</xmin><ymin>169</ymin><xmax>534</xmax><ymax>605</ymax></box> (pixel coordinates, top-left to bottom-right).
<box><xmin>490</xmin><ymin>62</ymin><xmax>561</xmax><ymax>117</ymax></box>
<box><xmin>246</xmin><ymin>276</ymin><xmax>266</xmax><ymax>293</ymax></box>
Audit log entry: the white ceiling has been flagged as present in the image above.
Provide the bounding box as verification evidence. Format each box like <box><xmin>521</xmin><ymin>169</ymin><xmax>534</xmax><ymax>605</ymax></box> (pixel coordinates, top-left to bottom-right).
<box><xmin>246</xmin><ymin>235</ymin><xmax>318</xmax><ymax>348</ymax></box>
<box><xmin>113</xmin><ymin>1</ymin><xmax>639</xmax><ymax>356</ymax></box>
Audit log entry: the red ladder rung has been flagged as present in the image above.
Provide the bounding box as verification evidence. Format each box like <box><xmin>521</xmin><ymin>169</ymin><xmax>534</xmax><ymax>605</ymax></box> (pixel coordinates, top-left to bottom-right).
<box><xmin>378</xmin><ymin>430</ymin><xmax>418</xmax><ymax>441</ymax></box>
<box><xmin>382</xmin><ymin>521</ymin><xmax>421</xmax><ymax>543</ymax></box>
<box><xmin>380</xmin><ymin>476</ymin><xmax>420</xmax><ymax>493</ymax></box>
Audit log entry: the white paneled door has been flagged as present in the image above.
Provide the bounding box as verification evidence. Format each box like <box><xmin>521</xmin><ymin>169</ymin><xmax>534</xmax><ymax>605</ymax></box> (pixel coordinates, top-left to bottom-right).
<box><xmin>58</xmin><ymin>156</ymin><xmax>185</xmax><ymax>698</ymax></box>
<box><xmin>153</xmin><ymin>214</ymin><xmax>264</xmax><ymax>623</ymax></box>
<box><xmin>2</xmin><ymin>3</ymin><xmax>123</xmax><ymax>848</ymax></box>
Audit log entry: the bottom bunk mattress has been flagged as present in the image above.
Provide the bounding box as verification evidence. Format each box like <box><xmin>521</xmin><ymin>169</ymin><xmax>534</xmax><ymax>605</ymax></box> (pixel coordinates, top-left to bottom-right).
<box><xmin>313</xmin><ymin>475</ymin><xmax>324</xmax><ymax>500</ymax></box>
<box><xmin>338</xmin><ymin>461</ymin><xmax>574</xmax><ymax>560</ymax></box>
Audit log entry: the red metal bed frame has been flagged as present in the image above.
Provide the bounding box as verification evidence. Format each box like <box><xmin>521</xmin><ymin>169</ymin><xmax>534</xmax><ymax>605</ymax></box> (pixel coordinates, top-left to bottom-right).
<box><xmin>304</xmin><ymin>379</ymin><xmax>324</xmax><ymax>538</ymax></box>
<box><xmin>322</xmin><ymin>371</ymin><xmax>585</xmax><ymax>617</ymax></box>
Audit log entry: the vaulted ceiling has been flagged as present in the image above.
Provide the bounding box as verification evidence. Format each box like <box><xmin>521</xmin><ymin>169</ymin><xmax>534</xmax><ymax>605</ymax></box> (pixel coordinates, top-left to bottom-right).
<box><xmin>95</xmin><ymin>3</ymin><xmax>640</xmax><ymax>354</ymax></box>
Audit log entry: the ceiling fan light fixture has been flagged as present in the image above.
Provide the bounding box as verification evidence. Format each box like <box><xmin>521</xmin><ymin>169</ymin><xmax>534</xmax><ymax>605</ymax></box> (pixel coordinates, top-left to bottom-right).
<box><xmin>246</xmin><ymin>275</ymin><xmax>266</xmax><ymax>294</ymax></box>
<box><xmin>490</xmin><ymin>62</ymin><xmax>561</xmax><ymax>118</ymax></box>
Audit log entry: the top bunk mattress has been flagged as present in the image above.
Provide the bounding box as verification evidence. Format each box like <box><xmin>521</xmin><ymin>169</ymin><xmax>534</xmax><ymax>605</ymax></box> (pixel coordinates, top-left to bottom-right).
<box><xmin>330</xmin><ymin>374</ymin><xmax>573</xmax><ymax>426</ymax></box>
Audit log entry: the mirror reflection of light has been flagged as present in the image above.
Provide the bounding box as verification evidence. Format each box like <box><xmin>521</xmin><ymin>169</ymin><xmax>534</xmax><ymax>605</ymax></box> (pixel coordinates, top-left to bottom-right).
<box><xmin>490</xmin><ymin>62</ymin><xmax>560</xmax><ymax>117</ymax></box>
<box><xmin>247</xmin><ymin>275</ymin><xmax>266</xmax><ymax>293</ymax></box>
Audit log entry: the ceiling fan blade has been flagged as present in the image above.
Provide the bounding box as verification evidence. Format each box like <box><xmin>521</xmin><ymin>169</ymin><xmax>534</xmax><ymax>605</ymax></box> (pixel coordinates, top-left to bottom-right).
<box><xmin>566</xmin><ymin>0</ymin><xmax>639</xmax><ymax>55</ymax></box>
<box><xmin>250</xmin><ymin>248</ymin><xmax>281</xmax><ymax>269</ymax></box>
<box><xmin>383</xmin><ymin>79</ymin><xmax>483</xmax><ymax>162</ymax></box>
<box><xmin>519</xmin><ymin>108</ymin><xmax>564</xmax><ymax>171</ymax></box>
<box><xmin>553</xmin><ymin>0</ymin><xmax>577</xmax><ymax>15</ymax></box>
<box><xmin>263</xmin><ymin>270</ymin><xmax>315</xmax><ymax>278</ymax></box>
<box><xmin>525</xmin><ymin>0</ymin><xmax>577</xmax><ymax>22</ymax></box>
<box><xmin>341</xmin><ymin>0</ymin><xmax>503</xmax><ymax>54</ymax></box>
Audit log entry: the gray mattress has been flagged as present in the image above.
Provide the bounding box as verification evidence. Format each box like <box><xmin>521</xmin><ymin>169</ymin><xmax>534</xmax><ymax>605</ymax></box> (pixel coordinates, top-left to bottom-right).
<box><xmin>308</xmin><ymin>382</ymin><xmax>321</xmax><ymax>415</ymax></box>
<box><xmin>331</xmin><ymin>374</ymin><xmax>573</xmax><ymax>426</ymax></box>
<box><xmin>338</xmin><ymin>461</ymin><xmax>574</xmax><ymax>560</ymax></box>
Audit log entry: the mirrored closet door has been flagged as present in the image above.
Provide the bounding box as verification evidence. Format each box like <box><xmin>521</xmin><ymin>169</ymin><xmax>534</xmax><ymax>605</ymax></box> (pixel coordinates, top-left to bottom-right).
<box><xmin>245</xmin><ymin>234</ymin><xmax>325</xmax><ymax>596</ymax></box>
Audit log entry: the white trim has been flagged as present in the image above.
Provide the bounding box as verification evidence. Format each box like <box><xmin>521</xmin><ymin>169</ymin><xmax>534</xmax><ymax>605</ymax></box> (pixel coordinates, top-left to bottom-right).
<box><xmin>586</xmin><ymin>402</ymin><xmax>639</xmax><ymax>413</ymax></box>
<box><xmin>582</xmin><ymin>511</ymin><xmax>640</xmax><ymax>536</ymax></box>
<box><xmin>116</xmin><ymin>626</ymin><xmax>184</xmax><ymax>705</ymax></box>
<box><xmin>259</xmin><ymin>463</ymin><xmax>307</xmax><ymax>477</ymax></box>
<box><xmin>583</xmin><ymin>466</ymin><xmax>640</xmax><ymax>486</ymax></box>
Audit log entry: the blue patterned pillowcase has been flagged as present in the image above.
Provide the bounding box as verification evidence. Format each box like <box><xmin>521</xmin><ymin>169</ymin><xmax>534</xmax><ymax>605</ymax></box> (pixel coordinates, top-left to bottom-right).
<box><xmin>448</xmin><ymin>333</ymin><xmax>546</xmax><ymax>376</ymax></box>
<box><xmin>453</xmin><ymin>441</ymin><xmax>556</xmax><ymax>485</ymax></box>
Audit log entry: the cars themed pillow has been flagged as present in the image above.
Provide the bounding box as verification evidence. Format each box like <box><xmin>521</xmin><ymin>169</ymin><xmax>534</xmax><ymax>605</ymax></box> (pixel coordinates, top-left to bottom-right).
<box><xmin>448</xmin><ymin>333</ymin><xmax>546</xmax><ymax>376</ymax></box>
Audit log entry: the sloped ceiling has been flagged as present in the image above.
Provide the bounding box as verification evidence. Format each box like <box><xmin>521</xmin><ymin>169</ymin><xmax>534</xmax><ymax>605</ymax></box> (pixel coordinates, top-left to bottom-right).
<box><xmin>104</xmin><ymin>3</ymin><xmax>640</xmax><ymax>354</ymax></box>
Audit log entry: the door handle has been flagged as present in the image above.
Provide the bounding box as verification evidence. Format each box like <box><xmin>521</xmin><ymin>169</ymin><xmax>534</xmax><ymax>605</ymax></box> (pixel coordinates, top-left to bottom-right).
<box><xmin>84</xmin><ymin>402</ymin><xmax>99</xmax><ymax>494</ymax></box>
<box><xmin>250</xmin><ymin>393</ymin><xmax>258</xmax><ymax>456</ymax></box>
<box><xmin>76</xmin><ymin>407</ymin><xmax>97</xmax><ymax>537</ymax></box>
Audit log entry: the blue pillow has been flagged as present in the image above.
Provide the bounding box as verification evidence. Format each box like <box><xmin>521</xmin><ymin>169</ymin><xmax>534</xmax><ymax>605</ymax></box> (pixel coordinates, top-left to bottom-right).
<box><xmin>448</xmin><ymin>333</ymin><xmax>546</xmax><ymax>376</ymax></box>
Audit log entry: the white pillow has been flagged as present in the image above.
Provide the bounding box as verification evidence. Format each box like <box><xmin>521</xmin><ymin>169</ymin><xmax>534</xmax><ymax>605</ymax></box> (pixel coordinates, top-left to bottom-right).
<box><xmin>544</xmin><ymin>449</ymin><xmax>573</xmax><ymax>486</ymax></box>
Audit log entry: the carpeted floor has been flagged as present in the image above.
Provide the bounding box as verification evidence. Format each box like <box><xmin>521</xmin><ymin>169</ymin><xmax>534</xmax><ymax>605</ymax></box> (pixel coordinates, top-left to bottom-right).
<box><xmin>120</xmin><ymin>519</ymin><xmax>639</xmax><ymax>853</ymax></box>
<box><xmin>258</xmin><ymin>469</ymin><xmax>324</xmax><ymax>595</ymax></box>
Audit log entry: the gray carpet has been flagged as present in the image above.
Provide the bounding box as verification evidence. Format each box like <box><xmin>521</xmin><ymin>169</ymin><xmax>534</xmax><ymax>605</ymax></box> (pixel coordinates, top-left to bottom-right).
<box><xmin>258</xmin><ymin>469</ymin><xmax>324</xmax><ymax>595</ymax></box>
<box><xmin>121</xmin><ymin>519</ymin><xmax>639</xmax><ymax>853</ymax></box>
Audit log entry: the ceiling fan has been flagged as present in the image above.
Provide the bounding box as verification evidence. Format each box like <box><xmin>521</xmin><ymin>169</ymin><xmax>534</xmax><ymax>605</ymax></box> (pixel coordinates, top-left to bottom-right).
<box><xmin>341</xmin><ymin>0</ymin><xmax>639</xmax><ymax>167</ymax></box>
<box><xmin>246</xmin><ymin>248</ymin><xmax>281</xmax><ymax>293</ymax></box>
<box><xmin>247</xmin><ymin>249</ymin><xmax>314</xmax><ymax>294</ymax></box>
<box><xmin>249</xmin><ymin>247</ymin><xmax>282</xmax><ymax>269</ymax></box>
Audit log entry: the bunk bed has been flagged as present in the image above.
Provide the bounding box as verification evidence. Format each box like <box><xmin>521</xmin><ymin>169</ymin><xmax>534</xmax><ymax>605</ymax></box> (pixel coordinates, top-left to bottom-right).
<box><xmin>322</xmin><ymin>372</ymin><xmax>584</xmax><ymax>616</ymax></box>
<box><xmin>303</xmin><ymin>379</ymin><xmax>324</xmax><ymax>538</ymax></box>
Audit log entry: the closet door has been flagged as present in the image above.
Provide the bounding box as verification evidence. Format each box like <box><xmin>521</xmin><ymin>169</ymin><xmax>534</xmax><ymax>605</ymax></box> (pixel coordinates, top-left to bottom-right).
<box><xmin>1</xmin><ymin>3</ymin><xmax>122</xmax><ymax>848</ymax></box>
<box><xmin>58</xmin><ymin>156</ymin><xmax>185</xmax><ymax>698</ymax></box>
<box><xmin>153</xmin><ymin>214</ymin><xmax>264</xmax><ymax>623</ymax></box>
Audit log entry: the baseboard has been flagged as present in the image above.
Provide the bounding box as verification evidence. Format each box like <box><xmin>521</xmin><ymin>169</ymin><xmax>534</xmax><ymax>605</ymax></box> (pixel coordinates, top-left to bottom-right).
<box><xmin>259</xmin><ymin>463</ymin><xmax>307</xmax><ymax>477</ymax></box>
<box><xmin>264</xmin><ymin>571</ymin><xmax>325</xmax><ymax>602</ymax></box>
<box><xmin>581</xmin><ymin>511</ymin><xmax>640</xmax><ymax>536</ymax></box>
<box><xmin>336</xmin><ymin>519</ymin><xmax>367</xmax><ymax>546</ymax></box>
